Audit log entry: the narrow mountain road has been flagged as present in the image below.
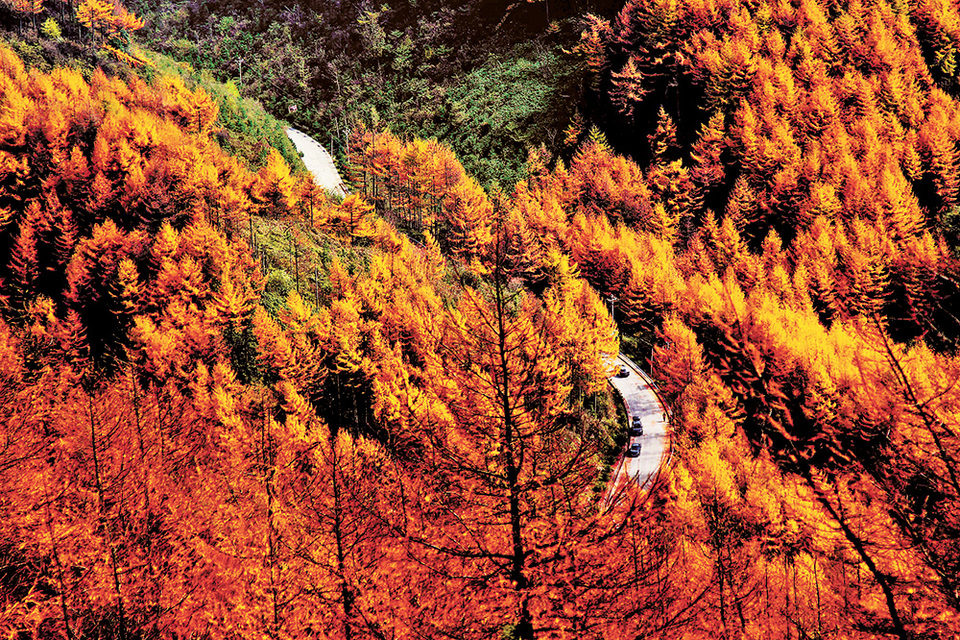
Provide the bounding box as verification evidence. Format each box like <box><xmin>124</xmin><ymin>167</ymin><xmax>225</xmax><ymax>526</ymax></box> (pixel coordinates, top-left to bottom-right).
<box><xmin>286</xmin><ymin>127</ymin><xmax>349</xmax><ymax>197</ymax></box>
<box><xmin>603</xmin><ymin>354</ymin><xmax>671</xmax><ymax>510</ymax></box>
<box><xmin>285</xmin><ymin>128</ymin><xmax>671</xmax><ymax>505</ymax></box>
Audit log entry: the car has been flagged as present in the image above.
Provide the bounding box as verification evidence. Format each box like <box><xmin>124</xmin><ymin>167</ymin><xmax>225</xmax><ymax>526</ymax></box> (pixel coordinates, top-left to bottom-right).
<box><xmin>626</xmin><ymin>442</ymin><xmax>641</xmax><ymax>458</ymax></box>
<box><xmin>628</xmin><ymin>416</ymin><xmax>644</xmax><ymax>437</ymax></box>
<box><xmin>616</xmin><ymin>365</ymin><xmax>629</xmax><ymax>378</ymax></box>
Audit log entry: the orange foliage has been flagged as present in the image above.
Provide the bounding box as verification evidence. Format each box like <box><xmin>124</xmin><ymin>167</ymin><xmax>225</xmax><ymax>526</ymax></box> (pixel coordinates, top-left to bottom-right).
<box><xmin>76</xmin><ymin>0</ymin><xmax>143</xmax><ymax>38</ymax></box>
<box><xmin>11</xmin><ymin>0</ymin><xmax>960</xmax><ymax>630</ymax></box>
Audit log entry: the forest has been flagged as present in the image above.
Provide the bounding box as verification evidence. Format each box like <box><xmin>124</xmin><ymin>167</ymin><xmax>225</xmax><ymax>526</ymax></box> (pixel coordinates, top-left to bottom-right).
<box><xmin>3</xmin><ymin>0</ymin><xmax>960</xmax><ymax>637</ymax></box>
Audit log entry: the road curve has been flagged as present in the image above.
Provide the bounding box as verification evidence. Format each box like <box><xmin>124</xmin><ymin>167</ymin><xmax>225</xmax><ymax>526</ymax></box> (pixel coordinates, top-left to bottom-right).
<box><xmin>602</xmin><ymin>354</ymin><xmax>671</xmax><ymax>510</ymax></box>
<box><xmin>285</xmin><ymin>127</ymin><xmax>349</xmax><ymax>198</ymax></box>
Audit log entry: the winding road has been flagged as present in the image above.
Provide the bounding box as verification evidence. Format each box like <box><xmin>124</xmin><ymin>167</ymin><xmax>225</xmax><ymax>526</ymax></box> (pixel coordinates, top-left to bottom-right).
<box><xmin>603</xmin><ymin>355</ymin><xmax>671</xmax><ymax>509</ymax></box>
<box><xmin>286</xmin><ymin>127</ymin><xmax>349</xmax><ymax>198</ymax></box>
<box><xmin>285</xmin><ymin>128</ymin><xmax>672</xmax><ymax>503</ymax></box>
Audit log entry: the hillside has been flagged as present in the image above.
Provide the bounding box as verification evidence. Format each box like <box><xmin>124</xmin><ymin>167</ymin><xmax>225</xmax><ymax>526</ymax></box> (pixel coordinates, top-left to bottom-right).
<box><xmin>0</xmin><ymin>35</ymin><xmax>630</xmax><ymax>639</ymax></box>
<box><xmin>0</xmin><ymin>0</ymin><xmax>305</xmax><ymax>174</ymax></box>
<box><xmin>3</xmin><ymin>0</ymin><xmax>960</xmax><ymax>636</ymax></box>
<box><xmin>125</xmin><ymin>0</ymin><xmax>621</xmax><ymax>187</ymax></box>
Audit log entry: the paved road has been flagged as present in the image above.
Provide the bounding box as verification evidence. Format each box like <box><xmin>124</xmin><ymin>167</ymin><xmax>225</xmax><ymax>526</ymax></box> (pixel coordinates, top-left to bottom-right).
<box><xmin>603</xmin><ymin>354</ymin><xmax>670</xmax><ymax>509</ymax></box>
<box><xmin>285</xmin><ymin>127</ymin><xmax>348</xmax><ymax>198</ymax></box>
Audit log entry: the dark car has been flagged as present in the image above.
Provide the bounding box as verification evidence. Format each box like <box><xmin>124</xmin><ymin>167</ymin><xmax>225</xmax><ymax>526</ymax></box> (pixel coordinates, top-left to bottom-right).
<box><xmin>626</xmin><ymin>442</ymin><xmax>641</xmax><ymax>458</ymax></box>
<box><xmin>628</xmin><ymin>416</ymin><xmax>644</xmax><ymax>437</ymax></box>
<box><xmin>616</xmin><ymin>365</ymin><xmax>629</xmax><ymax>378</ymax></box>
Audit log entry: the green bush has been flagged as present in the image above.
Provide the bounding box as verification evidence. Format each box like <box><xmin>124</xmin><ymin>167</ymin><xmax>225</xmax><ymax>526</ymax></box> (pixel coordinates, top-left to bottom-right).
<box><xmin>40</xmin><ymin>18</ymin><xmax>61</xmax><ymax>40</ymax></box>
<box><xmin>261</xmin><ymin>269</ymin><xmax>296</xmax><ymax>316</ymax></box>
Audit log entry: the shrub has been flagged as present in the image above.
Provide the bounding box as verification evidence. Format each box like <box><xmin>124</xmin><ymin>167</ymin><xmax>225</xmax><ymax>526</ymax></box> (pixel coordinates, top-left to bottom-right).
<box><xmin>40</xmin><ymin>17</ymin><xmax>61</xmax><ymax>40</ymax></box>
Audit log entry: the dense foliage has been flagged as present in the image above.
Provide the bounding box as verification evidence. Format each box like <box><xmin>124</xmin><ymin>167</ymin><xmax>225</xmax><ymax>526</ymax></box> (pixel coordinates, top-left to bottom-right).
<box><xmin>5</xmin><ymin>0</ymin><xmax>960</xmax><ymax>634</ymax></box>
<box><xmin>0</xmin><ymin>0</ymin><xmax>304</xmax><ymax>172</ymax></box>
<box><xmin>337</xmin><ymin>0</ymin><xmax>960</xmax><ymax>629</ymax></box>
<box><xmin>0</xmin><ymin>42</ymin><xmax>640</xmax><ymax>639</ymax></box>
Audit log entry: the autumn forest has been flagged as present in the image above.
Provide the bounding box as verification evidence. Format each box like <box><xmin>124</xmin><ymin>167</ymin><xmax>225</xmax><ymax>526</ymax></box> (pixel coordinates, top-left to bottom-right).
<box><xmin>2</xmin><ymin>0</ymin><xmax>960</xmax><ymax>637</ymax></box>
